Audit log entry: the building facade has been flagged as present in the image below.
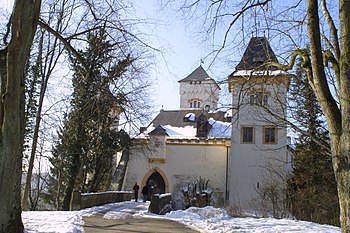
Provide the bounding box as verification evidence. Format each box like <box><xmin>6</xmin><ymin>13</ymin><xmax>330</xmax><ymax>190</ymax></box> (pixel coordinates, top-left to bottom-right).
<box><xmin>122</xmin><ymin>37</ymin><xmax>290</xmax><ymax>209</ymax></box>
<box><xmin>122</xmin><ymin>66</ymin><xmax>231</xmax><ymax>207</ymax></box>
<box><xmin>228</xmin><ymin>37</ymin><xmax>290</xmax><ymax>209</ymax></box>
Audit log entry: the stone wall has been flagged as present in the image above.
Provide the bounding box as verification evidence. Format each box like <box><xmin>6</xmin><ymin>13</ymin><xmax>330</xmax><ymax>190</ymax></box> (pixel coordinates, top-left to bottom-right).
<box><xmin>70</xmin><ymin>190</ymin><xmax>133</xmax><ymax>210</ymax></box>
<box><xmin>148</xmin><ymin>193</ymin><xmax>172</xmax><ymax>215</ymax></box>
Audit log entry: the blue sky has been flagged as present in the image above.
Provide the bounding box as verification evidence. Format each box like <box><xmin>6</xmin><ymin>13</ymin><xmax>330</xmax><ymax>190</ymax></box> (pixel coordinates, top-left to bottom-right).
<box><xmin>134</xmin><ymin>0</ymin><xmax>222</xmax><ymax>111</ymax></box>
<box><xmin>0</xmin><ymin>0</ymin><xmax>237</xmax><ymax>112</ymax></box>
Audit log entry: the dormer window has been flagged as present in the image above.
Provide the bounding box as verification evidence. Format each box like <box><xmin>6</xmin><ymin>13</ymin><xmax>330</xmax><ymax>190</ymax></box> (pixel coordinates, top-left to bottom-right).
<box><xmin>253</xmin><ymin>56</ymin><xmax>265</xmax><ymax>62</ymax></box>
<box><xmin>184</xmin><ymin>113</ymin><xmax>196</xmax><ymax>122</ymax></box>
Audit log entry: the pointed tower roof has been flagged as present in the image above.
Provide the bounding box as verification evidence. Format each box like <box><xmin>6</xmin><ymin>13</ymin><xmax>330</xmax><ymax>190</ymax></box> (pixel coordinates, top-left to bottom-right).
<box><xmin>235</xmin><ymin>37</ymin><xmax>279</xmax><ymax>71</ymax></box>
<box><xmin>178</xmin><ymin>65</ymin><xmax>212</xmax><ymax>82</ymax></box>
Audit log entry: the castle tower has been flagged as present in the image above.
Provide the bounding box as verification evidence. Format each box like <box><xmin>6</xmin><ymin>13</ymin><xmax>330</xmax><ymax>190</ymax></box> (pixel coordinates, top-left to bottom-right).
<box><xmin>228</xmin><ymin>37</ymin><xmax>290</xmax><ymax>208</ymax></box>
<box><xmin>178</xmin><ymin>65</ymin><xmax>220</xmax><ymax>111</ymax></box>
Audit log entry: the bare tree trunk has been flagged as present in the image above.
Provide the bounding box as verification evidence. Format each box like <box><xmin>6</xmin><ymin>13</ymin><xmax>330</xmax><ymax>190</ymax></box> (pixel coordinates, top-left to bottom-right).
<box><xmin>332</xmin><ymin>138</ymin><xmax>350</xmax><ymax>231</ymax></box>
<box><xmin>0</xmin><ymin>0</ymin><xmax>41</xmax><ymax>232</ymax></box>
<box><xmin>307</xmin><ymin>0</ymin><xmax>350</xmax><ymax>231</ymax></box>
<box><xmin>111</xmin><ymin>149</ymin><xmax>129</xmax><ymax>191</ymax></box>
<box><xmin>22</xmin><ymin>31</ymin><xmax>45</xmax><ymax>211</ymax></box>
<box><xmin>337</xmin><ymin>0</ymin><xmax>350</xmax><ymax>228</ymax></box>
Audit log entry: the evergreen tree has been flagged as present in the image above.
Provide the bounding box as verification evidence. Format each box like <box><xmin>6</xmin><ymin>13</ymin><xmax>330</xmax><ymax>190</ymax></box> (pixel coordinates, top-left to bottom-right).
<box><xmin>48</xmin><ymin>28</ymin><xmax>132</xmax><ymax>210</ymax></box>
<box><xmin>289</xmin><ymin>60</ymin><xmax>339</xmax><ymax>226</ymax></box>
<box><xmin>48</xmin><ymin>114</ymin><xmax>86</xmax><ymax>210</ymax></box>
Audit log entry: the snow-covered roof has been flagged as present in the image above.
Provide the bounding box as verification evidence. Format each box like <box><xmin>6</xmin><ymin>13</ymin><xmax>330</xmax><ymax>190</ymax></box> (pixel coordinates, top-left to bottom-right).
<box><xmin>139</xmin><ymin>118</ymin><xmax>231</xmax><ymax>139</ymax></box>
<box><xmin>142</xmin><ymin>124</ymin><xmax>197</xmax><ymax>138</ymax></box>
<box><xmin>207</xmin><ymin>118</ymin><xmax>231</xmax><ymax>138</ymax></box>
<box><xmin>231</xmin><ymin>69</ymin><xmax>288</xmax><ymax>77</ymax></box>
<box><xmin>184</xmin><ymin>113</ymin><xmax>196</xmax><ymax>121</ymax></box>
<box><xmin>162</xmin><ymin>125</ymin><xmax>197</xmax><ymax>137</ymax></box>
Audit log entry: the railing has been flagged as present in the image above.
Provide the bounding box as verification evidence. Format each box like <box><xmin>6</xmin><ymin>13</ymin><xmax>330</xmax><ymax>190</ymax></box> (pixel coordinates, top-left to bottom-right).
<box><xmin>70</xmin><ymin>190</ymin><xmax>133</xmax><ymax>210</ymax></box>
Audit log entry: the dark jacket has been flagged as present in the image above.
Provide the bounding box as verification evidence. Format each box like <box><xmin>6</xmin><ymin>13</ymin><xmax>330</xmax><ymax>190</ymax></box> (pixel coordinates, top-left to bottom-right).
<box><xmin>133</xmin><ymin>184</ymin><xmax>139</xmax><ymax>192</ymax></box>
<box><xmin>142</xmin><ymin>186</ymin><xmax>148</xmax><ymax>195</ymax></box>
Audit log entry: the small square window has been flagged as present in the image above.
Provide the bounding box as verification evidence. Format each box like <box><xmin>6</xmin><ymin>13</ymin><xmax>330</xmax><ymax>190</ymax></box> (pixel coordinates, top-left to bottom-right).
<box><xmin>263</xmin><ymin>126</ymin><xmax>277</xmax><ymax>144</ymax></box>
<box><xmin>241</xmin><ymin>126</ymin><xmax>254</xmax><ymax>143</ymax></box>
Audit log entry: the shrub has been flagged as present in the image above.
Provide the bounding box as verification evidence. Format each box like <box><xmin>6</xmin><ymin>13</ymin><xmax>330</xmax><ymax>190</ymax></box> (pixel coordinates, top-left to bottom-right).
<box><xmin>180</xmin><ymin>177</ymin><xmax>212</xmax><ymax>208</ymax></box>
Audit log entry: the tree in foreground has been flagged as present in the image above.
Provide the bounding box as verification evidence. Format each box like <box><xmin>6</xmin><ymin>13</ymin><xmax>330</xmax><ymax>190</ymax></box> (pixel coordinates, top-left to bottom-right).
<box><xmin>0</xmin><ymin>0</ymin><xmax>42</xmax><ymax>231</ymax></box>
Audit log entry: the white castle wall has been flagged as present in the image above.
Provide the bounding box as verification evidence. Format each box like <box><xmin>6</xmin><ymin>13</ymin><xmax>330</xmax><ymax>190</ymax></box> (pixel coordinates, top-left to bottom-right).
<box><xmin>228</xmin><ymin>76</ymin><xmax>289</xmax><ymax>209</ymax></box>
<box><xmin>179</xmin><ymin>80</ymin><xmax>220</xmax><ymax>110</ymax></box>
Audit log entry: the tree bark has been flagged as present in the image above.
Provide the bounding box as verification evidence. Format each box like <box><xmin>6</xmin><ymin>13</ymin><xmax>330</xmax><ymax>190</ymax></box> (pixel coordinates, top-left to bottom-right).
<box><xmin>333</xmin><ymin>138</ymin><xmax>350</xmax><ymax>231</ymax></box>
<box><xmin>22</xmin><ymin>31</ymin><xmax>45</xmax><ymax>211</ymax></box>
<box><xmin>307</xmin><ymin>0</ymin><xmax>350</xmax><ymax>231</ymax></box>
<box><xmin>111</xmin><ymin>148</ymin><xmax>129</xmax><ymax>191</ymax></box>
<box><xmin>0</xmin><ymin>0</ymin><xmax>41</xmax><ymax>232</ymax></box>
<box><xmin>336</xmin><ymin>0</ymin><xmax>350</xmax><ymax>230</ymax></box>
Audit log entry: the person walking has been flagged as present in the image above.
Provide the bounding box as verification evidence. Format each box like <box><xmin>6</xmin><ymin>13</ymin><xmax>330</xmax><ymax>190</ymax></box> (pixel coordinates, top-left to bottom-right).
<box><xmin>141</xmin><ymin>185</ymin><xmax>148</xmax><ymax>202</ymax></box>
<box><xmin>133</xmin><ymin>183</ymin><xmax>140</xmax><ymax>202</ymax></box>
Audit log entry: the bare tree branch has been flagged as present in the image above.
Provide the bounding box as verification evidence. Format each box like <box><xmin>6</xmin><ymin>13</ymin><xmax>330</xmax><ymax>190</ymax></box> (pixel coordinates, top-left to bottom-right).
<box><xmin>38</xmin><ymin>19</ymin><xmax>87</xmax><ymax>70</ymax></box>
<box><xmin>321</xmin><ymin>0</ymin><xmax>340</xmax><ymax>61</ymax></box>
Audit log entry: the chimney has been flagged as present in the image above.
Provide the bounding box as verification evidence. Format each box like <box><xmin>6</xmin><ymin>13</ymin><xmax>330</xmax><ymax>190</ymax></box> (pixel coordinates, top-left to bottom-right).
<box><xmin>140</xmin><ymin>127</ymin><xmax>147</xmax><ymax>134</ymax></box>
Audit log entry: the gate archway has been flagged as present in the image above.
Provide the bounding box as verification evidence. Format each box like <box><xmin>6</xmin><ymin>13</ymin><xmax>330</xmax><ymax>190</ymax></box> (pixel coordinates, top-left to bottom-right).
<box><xmin>141</xmin><ymin>167</ymin><xmax>169</xmax><ymax>200</ymax></box>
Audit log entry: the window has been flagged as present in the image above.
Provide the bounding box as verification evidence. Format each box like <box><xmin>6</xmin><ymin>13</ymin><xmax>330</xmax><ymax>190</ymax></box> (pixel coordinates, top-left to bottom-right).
<box><xmin>263</xmin><ymin>126</ymin><xmax>277</xmax><ymax>144</ymax></box>
<box><xmin>241</xmin><ymin>126</ymin><xmax>255</xmax><ymax>143</ymax></box>
<box><xmin>256</xmin><ymin>91</ymin><xmax>263</xmax><ymax>105</ymax></box>
<box><xmin>249</xmin><ymin>91</ymin><xmax>269</xmax><ymax>106</ymax></box>
<box><xmin>249</xmin><ymin>95</ymin><xmax>255</xmax><ymax>105</ymax></box>
<box><xmin>189</xmin><ymin>99</ymin><xmax>202</xmax><ymax>108</ymax></box>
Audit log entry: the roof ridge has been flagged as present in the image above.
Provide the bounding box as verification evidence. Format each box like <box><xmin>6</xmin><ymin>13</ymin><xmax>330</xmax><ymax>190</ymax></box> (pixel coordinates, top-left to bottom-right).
<box><xmin>178</xmin><ymin>65</ymin><xmax>213</xmax><ymax>82</ymax></box>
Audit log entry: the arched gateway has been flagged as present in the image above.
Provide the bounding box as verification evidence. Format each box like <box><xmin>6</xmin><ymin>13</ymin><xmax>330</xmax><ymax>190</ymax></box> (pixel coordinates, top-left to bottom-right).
<box><xmin>141</xmin><ymin>167</ymin><xmax>169</xmax><ymax>200</ymax></box>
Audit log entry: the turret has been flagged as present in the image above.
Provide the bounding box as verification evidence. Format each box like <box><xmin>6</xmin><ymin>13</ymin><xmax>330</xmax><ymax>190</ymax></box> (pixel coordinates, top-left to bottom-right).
<box><xmin>178</xmin><ymin>65</ymin><xmax>220</xmax><ymax>111</ymax></box>
<box><xmin>228</xmin><ymin>37</ymin><xmax>290</xmax><ymax>209</ymax></box>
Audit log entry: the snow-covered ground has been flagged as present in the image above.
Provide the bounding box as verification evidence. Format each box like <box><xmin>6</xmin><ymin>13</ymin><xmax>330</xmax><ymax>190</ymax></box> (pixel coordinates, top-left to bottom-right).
<box><xmin>23</xmin><ymin>201</ymin><xmax>341</xmax><ymax>233</ymax></box>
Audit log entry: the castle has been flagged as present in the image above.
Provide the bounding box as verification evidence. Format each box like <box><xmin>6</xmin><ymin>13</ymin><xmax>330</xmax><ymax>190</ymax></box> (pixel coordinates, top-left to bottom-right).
<box><xmin>122</xmin><ymin>37</ymin><xmax>290</xmax><ymax>209</ymax></box>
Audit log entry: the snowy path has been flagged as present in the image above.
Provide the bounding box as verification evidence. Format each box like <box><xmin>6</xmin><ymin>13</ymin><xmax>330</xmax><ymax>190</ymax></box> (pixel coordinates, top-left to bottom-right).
<box><xmin>83</xmin><ymin>213</ymin><xmax>199</xmax><ymax>233</ymax></box>
<box><xmin>23</xmin><ymin>201</ymin><xmax>341</xmax><ymax>233</ymax></box>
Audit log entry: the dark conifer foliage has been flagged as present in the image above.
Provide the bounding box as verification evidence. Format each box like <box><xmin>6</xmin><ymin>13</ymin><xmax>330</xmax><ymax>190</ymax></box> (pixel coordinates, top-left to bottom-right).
<box><xmin>47</xmin><ymin>28</ymin><xmax>133</xmax><ymax>210</ymax></box>
<box><xmin>288</xmin><ymin>60</ymin><xmax>339</xmax><ymax>226</ymax></box>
